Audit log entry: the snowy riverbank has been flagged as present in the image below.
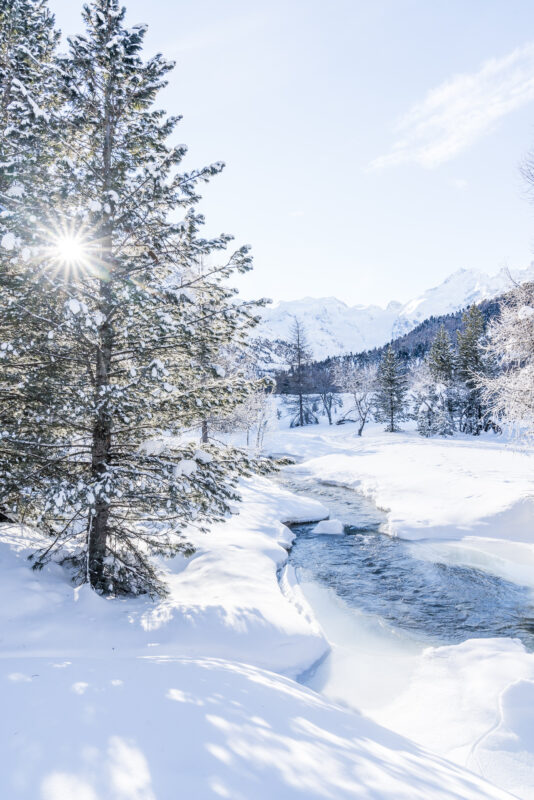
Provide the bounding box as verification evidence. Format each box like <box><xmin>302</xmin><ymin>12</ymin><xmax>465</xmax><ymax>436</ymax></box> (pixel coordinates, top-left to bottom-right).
<box><xmin>2</xmin><ymin>417</ymin><xmax>533</xmax><ymax>797</ymax></box>
<box><xmin>264</xmin><ymin>418</ymin><xmax>534</xmax><ymax>799</ymax></box>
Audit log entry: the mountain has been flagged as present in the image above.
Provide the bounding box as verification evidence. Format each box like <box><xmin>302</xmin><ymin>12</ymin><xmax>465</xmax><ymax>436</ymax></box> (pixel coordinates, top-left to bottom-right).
<box><xmin>256</xmin><ymin>265</ymin><xmax>534</xmax><ymax>360</ymax></box>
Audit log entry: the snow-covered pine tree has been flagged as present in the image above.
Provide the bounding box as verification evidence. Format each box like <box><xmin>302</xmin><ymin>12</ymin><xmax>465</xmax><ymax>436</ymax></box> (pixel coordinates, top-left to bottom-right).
<box><xmin>0</xmin><ymin>0</ymin><xmax>271</xmax><ymax>596</ymax></box>
<box><xmin>412</xmin><ymin>361</ymin><xmax>454</xmax><ymax>437</ymax></box>
<box><xmin>414</xmin><ymin>325</ymin><xmax>456</xmax><ymax>436</ymax></box>
<box><xmin>375</xmin><ymin>345</ymin><xmax>408</xmax><ymax>432</ymax></box>
<box><xmin>480</xmin><ymin>280</ymin><xmax>534</xmax><ymax>439</ymax></box>
<box><xmin>457</xmin><ymin>305</ymin><xmax>487</xmax><ymax>433</ymax></box>
<box><xmin>0</xmin><ymin>0</ymin><xmax>61</xmax><ymax>519</ymax></box>
<box><xmin>427</xmin><ymin>324</ymin><xmax>455</xmax><ymax>384</ymax></box>
<box><xmin>0</xmin><ymin>0</ymin><xmax>60</xmax><ymax>213</ymax></box>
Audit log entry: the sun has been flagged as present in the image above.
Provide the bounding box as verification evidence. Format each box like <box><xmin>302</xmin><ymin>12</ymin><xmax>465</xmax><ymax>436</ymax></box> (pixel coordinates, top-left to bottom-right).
<box><xmin>52</xmin><ymin>234</ymin><xmax>88</xmax><ymax>268</ymax></box>
<box><xmin>42</xmin><ymin>223</ymin><xmax>99</xmax><ymax>281</ymax></box>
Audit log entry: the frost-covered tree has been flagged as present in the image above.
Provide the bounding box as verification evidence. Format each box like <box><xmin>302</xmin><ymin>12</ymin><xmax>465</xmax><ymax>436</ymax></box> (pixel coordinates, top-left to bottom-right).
<box><xmin>214</xmin><ymin>386</ymin><xmax>277</xmax><ymax>452</ymax></box>
<box><xmin>376</xmin><ymin>346</ymin><xmax>408</xmax><ymax>432</ymax></box>
<box><xmin>413</xmin><ymin>326</ymin><xmax>456</xmax><ymax>437</ymax></box>
<box><xmin>334</xmin><ymin>360</ymin><xmax>376</xmax><ymax>435</ymax></box>
<box><xmin>0</xmin><ymin>0</ymin><xmax>270</xmax><ymax>596</ymax></box>
<box><xmin>480</xmin><ymin>280</ymin><xmax>534</xmax><ymax>439</ymax></box>
<box><xmin>412</xmin><ymin>361</ymin><xmax>454</xmax><ymax>438</ymax></box>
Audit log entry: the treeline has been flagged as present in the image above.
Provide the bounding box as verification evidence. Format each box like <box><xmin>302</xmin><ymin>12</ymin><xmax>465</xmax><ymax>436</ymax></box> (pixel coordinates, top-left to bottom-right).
<box><xmin>276</xmin><ymin>305</ymin><xmax>497</xmax><ymax>436</ymax></box>
<box><xmin>276</xmin><ymin>296</ymin><xmax>501</xmax><ymax>394</ymax></box>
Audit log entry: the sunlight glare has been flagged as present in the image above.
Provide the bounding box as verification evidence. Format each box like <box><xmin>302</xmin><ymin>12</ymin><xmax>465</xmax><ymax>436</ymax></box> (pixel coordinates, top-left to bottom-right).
<box><xmin>53</xmin><ymin>234</ymin><xmax>87</xmax><ymax>267</ymax></box>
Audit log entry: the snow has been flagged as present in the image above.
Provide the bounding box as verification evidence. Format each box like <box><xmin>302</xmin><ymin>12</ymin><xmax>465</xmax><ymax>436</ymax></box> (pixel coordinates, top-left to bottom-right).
<box><xmin>3</xmin><ymin>404</ymin><xmax>534</xmax><ymax>797</ymax></box>
<box><xmin>2</xmin><ymin>231</ymin><xmax>16</xmax><ymax>250</ymax></box>
<box><xmin>256</xmin><ymin>264</ymin><xmax>534</xmax><ymax>359</ymax></box>
<box><xmin>259</xmin><ymin>410</ymin><xmax>534</xmax><ymax>797</ymax></box>
<box><xmin>374</xmin><ymin>639</ymin><xmax>534</xmax><ymax>800</ymax></box>
<box><xmin>312</xmin><ymin>518</ymin><xmax>345</xmax><ymax>534</ymax></box>
<box><xmin>267</xmin><ymin>420</ymin><xmax>534</xmax><ymax>545</ymax></box>
<box><xmin>67</xmin><ymin>297</ymin><xmax>82</xmax><ymax>314</ymax></box>
<box><xmin>1</xmin><ymin>655</ymin><xmax>513</xmax><ymax>800</ymax></box>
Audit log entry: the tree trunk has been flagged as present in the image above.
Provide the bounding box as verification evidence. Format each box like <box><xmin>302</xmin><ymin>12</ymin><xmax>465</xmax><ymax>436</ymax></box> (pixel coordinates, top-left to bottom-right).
<box><xmin>201</xmin><ymin>419</ymin><xmax>208</xmax><ymax>444</ymax></box>
<box><xmin>88</xmin><ymin>56</ymin><xmax>114</xmax><ymax>592</ymax></box>
<box><xmin>88</xmin><ymin>320</ymin><xmax>113</xmax><ymax>590</ymax></box>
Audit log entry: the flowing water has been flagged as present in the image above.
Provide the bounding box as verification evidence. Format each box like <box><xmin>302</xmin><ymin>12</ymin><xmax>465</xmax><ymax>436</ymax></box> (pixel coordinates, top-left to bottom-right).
<box><xmin>279</xmin><ymin>471</ymin><xmax>534</xmax><ymax>651</ymax></box>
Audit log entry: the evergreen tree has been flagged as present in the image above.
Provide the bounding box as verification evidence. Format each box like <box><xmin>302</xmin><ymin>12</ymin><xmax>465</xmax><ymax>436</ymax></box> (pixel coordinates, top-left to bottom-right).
<box><xmin>413</xmin><ymin>366</ymin><xmax>454</xmax><ymax>437</ymax></box>
<box><xmin>415</xmin><ymin>325</ymin><xmax>456</xmax><ymax>436</ymax></box>
<box><xmin>457</xmin><ymin>306</ymin><xmax>485</xmax><ymax>385</ymax></box>
<box><xmin>285</xmin><ymin>318</ymin><xmax>317</xmax><ymax>427</ymax></box>
<box><xmin>0</xmin><ymin>0</ymin><xmax>60</xmax><ymax>519</ymax></box>
<box><xmin>376</xmin><ymin>346</ymin><xmax>408</xmax><ymax>432</ymax></box>
<box><xmin>457</xmin><ymin>305</ymin><xmax>487</xmax><ymax>433</ymax></box>
<box><xmin>0</xmin><ymin>0</ymin><xmax>59</xmax><ymax>210</ymax></box>
<box><xmin>0</xmin><ymin>0</ymin><xmax>270</xmax><ymax>596</ymax></box>
<box><xmin>427</xmin><ymin>324</ymin><xmax>455</xmax><ymax>384</ymax></box>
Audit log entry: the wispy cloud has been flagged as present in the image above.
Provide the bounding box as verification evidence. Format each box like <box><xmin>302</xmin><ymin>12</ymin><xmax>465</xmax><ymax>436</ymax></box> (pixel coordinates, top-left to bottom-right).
<box><xmin>371</xmin><ymin>43</ymin><xmax>534</xmax><ymax>170</ymax></box>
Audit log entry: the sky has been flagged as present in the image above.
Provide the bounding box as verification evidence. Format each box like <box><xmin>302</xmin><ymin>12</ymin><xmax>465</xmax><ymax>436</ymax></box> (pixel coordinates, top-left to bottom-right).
<box><xmin>49</xmin><ymin>0</ymin><xmax>534</xmax><ymax>307</ymax></box>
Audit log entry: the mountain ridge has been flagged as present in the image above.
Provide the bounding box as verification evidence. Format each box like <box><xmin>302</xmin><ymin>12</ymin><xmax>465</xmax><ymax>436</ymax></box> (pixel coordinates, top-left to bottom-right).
<box><xmin>257</xmin><ymin>265</ymin><xmax>534</xmax><ymax>359</ymax></box>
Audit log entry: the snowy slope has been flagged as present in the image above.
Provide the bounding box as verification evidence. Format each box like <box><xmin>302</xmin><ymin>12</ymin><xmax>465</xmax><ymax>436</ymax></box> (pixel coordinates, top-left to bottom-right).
<box><xmin>257</xmin><ymin>264</ymin><xmax>534</xmax><ymax>359</ymax></box>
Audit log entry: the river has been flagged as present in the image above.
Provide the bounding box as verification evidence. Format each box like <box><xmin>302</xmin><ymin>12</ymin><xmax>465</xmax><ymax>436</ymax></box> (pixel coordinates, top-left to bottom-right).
<box><xmin>277</xmin><ymin>469</ymin><xmax>534</xmax><ymax>712</ymax></box>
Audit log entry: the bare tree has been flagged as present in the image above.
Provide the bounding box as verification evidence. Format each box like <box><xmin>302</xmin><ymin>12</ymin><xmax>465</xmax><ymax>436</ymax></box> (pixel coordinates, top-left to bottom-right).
<box><xmin>334</xmin><ymin>361</ymin><xmax>377</xmax><ymax>436</ymax></box>
<box><xmin>315</xmin><ymin>364</ymin><xmax>341</xmax><ymax>424</ymax></box>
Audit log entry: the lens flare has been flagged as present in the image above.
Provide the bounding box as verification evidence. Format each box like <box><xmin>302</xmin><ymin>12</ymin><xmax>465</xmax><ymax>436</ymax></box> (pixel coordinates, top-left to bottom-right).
<box><xmin>42</xmin><ymin>222</ymin><xmax>100</xmax><ymax>281</ymax></box>
<box><xmin>52</xmin><ymin>234</ymin><xmax>87</xmax><ymax>268</ymax></box>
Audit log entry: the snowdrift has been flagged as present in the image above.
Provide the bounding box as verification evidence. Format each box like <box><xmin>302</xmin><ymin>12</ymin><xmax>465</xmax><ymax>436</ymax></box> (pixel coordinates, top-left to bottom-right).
<box><xmin>2</xmin><ymin>655</ymin><xmax>514</xmax><ymax>800</ymax></box>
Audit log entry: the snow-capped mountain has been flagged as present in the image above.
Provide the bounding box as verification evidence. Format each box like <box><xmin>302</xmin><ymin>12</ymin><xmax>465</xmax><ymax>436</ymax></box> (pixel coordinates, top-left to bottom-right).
<box><xmin>256</xmin><ymin>265</ymin><xmax>534</xmax><ymax>360</ymax></box>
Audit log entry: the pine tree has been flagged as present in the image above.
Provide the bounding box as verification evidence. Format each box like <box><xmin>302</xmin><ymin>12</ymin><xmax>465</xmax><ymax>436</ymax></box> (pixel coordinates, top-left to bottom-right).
<box><xmin>457</xmin><ymin>305</ymin><xmax>487</xmax><ymax>433</ymax></box>
<box><xmin>417</xmin><ymin>325</ymin><xmax>456</xmax><ymax>436</ymax></box>
<box><xmin>457</xmin><ymin>306</ymin><xmax>485</xmax><ymax>385</ymax></box>
<box><xmin>427</xmin><ymin>324</ymin><xmax>455</xmax><ymax>384</ymax></box>
<box><xmin>376</xmin><ymin>346</ymin><xmax>408</xmax><ymax>432</ymax></box>
<box><xmin>0</xmin><ymin>0</ymin><xmax>270</xmax><ymax>596</ymax></box>
<box><xmin>285</xmin><ymin>318</ymin><xmax>317</xmax><ymax>427</ymax></box>
<box><xmin>0</xmin><ymin>0</ymin><xmax>60</xmax><ymax>520</ymax></box>
<box><xmin>0</xmin><ymin>0</ymin><xmax>59</xmax><ymax>210</ymax></box>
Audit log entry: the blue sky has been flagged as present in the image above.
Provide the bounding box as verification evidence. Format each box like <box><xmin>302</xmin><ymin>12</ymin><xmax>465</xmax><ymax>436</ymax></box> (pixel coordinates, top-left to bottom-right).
<box><xmin>50</xmin><ymin>0</ymin><xmax>534</xmax><ymax>306</ymax></box>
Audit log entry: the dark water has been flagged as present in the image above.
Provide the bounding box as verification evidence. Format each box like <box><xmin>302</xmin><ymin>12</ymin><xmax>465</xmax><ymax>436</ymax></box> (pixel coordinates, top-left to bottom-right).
<box><xmin>279</xmin><ymin>471</ymin><xmax>534</xmax><ymax>650</ymax></box>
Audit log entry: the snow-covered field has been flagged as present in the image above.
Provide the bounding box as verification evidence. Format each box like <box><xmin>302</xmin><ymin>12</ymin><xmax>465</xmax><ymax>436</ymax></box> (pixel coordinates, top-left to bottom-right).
<box><xmin>3</xmin><ymin>409</ymin><xmax>534</xmax><ymax>798</ymax></box>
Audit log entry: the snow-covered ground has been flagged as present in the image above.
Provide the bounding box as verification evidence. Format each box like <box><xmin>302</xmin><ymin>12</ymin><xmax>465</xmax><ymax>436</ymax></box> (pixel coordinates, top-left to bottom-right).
<box><xmin>262</xmin><ymin>412</ymin><xmax>534</xmax><ymax>799</ymax></box>
<box><xmin>2</xmin><ymin>408</ymin><xmax>534</xmax><ymax>798</ymax></box>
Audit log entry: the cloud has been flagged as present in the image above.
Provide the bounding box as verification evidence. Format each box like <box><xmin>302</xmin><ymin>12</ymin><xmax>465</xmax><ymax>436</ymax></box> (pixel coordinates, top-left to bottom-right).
<box><xmin>371</xmin><ymin>42</ymin><xmax>534</xmax><ymax>170</ymax></box>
